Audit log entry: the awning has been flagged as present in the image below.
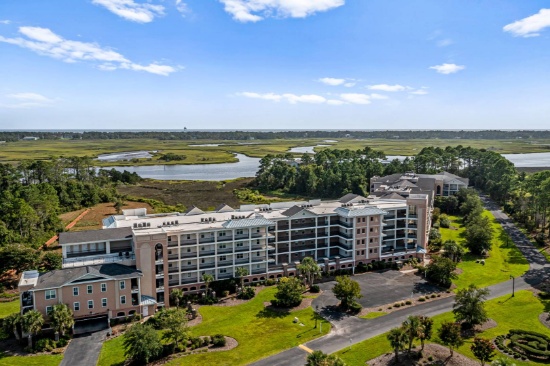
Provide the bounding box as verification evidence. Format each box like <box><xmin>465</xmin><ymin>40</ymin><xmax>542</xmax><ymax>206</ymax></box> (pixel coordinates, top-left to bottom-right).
<box><xmin>140</xmin><ymin>295</ymin><xmax>157</xmax><ymax>306</ymax></box>
<box><xmin>416</xmin><ymin>246</ymin><xmax>427</xmax><ymax>254</ymax></box>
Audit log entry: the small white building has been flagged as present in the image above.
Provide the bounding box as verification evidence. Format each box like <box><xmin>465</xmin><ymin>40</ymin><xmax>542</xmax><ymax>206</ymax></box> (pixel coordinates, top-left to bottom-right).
<box><xmin>22</xmin><ymin>136</ymin><xmax>39</xmax><ymax>141</ymax></box>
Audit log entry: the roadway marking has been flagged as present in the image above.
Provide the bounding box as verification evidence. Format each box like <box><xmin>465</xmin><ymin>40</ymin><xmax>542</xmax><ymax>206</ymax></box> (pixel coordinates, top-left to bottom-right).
<box><xmin>298</xmin><ymin>344</ymin><xmax>314</xmax><ymax>354</ymax></box>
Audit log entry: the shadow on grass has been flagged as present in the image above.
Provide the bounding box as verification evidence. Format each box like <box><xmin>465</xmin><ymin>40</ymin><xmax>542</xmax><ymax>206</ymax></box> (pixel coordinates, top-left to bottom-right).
<box><xmin>255</xmin><ymin>306</ymin><xmax>290</xmax><ymax>319</ymax></box>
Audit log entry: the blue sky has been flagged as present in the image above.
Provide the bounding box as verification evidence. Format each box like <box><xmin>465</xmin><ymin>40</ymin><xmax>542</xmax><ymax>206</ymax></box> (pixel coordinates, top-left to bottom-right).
<box><xmin>1</xmin><ymin>0</ymin><xmax>549</xmax><ymax>130</ymax></box>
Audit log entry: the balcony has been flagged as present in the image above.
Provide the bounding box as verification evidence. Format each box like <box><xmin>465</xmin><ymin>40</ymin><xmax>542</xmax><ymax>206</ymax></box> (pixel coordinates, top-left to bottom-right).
<box><xmin>408</xmin><ymin>214</ymin><xmax>418</xmax><ymax>219</ymax></box>
<box><xmin>235</xmin><ymin>246</ymin><xmax>250</xmax><ymax>252</ymax></box>
<box><xmin>168</xmin><ymin>280</ymin><xmax>180</xmax><ymax>286</ymax></box>
<box><xmin>337</xmin><ymin>221</ymin><xmax>353</xmax><ymax>228</ymax></box>
<box><xmin>335</xmin><ymin>244</ymin><xmax>353</xmax><ymax>251</ymax></box>
<box><xmin>218</xmin><ymin>247</ymin><xmax>233</xmax><ymax>254</ymax></box>
<box><xmin>199</xmin><ymin>263</ymin><xmax>216</xmax><ymax>269</ymax></box>
<box><xmin>277</xmin><ymin>225</ymin><xmax>290</xmax><ymax>231</ymax></box>
<box><xmin>234</xmin><ymin>234</ymin><xmax>249</xmax><ymax>240</ymax></box>
<box><xmin>251</xmin><ymin>232</ymin><xmax>267</xmax><ymax>238</ymax></box>
<box><xmin>199</xmin><ymin>250</ymin><xmax>216</xmax><ymax>257</ymax></box>
<box><xmin>235</xmin><ymin>258</ymin><xmax>249</xmax><ymax>264</ymax></box>
<box><xmin>181</xmin><ymin>278</ymin><xmax>198</xmax><ymax>284</ymax></box>
<box><xmin>218</xmin><ymin>273</ymin><xmax>233</xmax><ymax>280</ymax></box>
<box><xmin>317</xmin><ymin>231</ymin><xmax>328</xmax><ymax>237</ymax></box>
<box><xmin>252</xmin><ymin>268</ymin><xmax>266</xmax><ymax>274</ymax></box>
<box><xmin>291</xmin><ymin>233</ymin><xmax>316</xmax><ymax>241</ymax></box>
<box><xmin>167</xmin><ymin>254</ymin><xmax>179</xmax><ymax>261</ymax></box>
<box><xmin>291</xmin><ymin>244</ymin><xmax>316</xmax><ymax>251</ymax></box>
<box><xmin>336</xmin><ymin>232</ymin><xmax>353</xmax><ymax>240</ymax></box>
<box><xmin>291</xmin><ymin>222</ymin><xmax>316</xmax><ymax>229</ymax></box>
<box><xmin>217</xmin><ymin>259</ymin><xmax>233</xmax><ymax>266</ymax></box>
<box><xmin>217</xmin><ymin>236</ymin><xmax>233</xmax><ymax>242</ymax></box>
<box><xmin>277</xmin><ymin>235</ymin><xmax>290</xmax><ymax>242</ymax></box>
<box><xmin>251</xmin><ymin>257</ymin><xmax>266</xmax><ymax>263</ymax></box>
<box><xmin>63</xmin><ymin>253</ymin><xmax>135</xmax><ymax>268</ymax></box>
<box><xmin>199</xmin><ymin>237</ymin><xmax>215</xmax><ymax>244</ymax></box>
<box><xmin>168</xmin><ymin>267</ymin><xmax>180</xmax><ymax>274</ymax></box>
<box><xmin>180</xmin><ymin>264</ymin><xmax>197</xmax><ymax>271</ymax></box>
<box><xmin>408</xmin><ymin>224</ymin><xmax>417</xmax><ymax>228</ymax></box>
<box><xmin>180</xmin><ymin>251</ymin><xmax>197</xmax><ymax>258</ymax></box>
<box><xmin>180</xmin><ymin>238</ymin><xmax>197</xmax><ymax>245</ymax></box>
<box><xmin>167</xmin><ymin>241</ymin><xmax>178</xmax><ymax>248</ymax></box>
<box><xmin>66</xmin><ymin>249</ymin><xmax>107</xmax><ymax>258</ymax></box>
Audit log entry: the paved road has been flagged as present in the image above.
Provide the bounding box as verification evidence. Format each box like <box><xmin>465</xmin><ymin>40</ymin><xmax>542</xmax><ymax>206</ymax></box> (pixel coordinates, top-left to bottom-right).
<box><xmin>60</xmin><ymin>331</ymin><xmax>106</xmax><ymax>366</ymax></box>
<box><xmin>251</xmin><ymin>197</ymin><xmax>548</xmax><ymax>366</ymax></box>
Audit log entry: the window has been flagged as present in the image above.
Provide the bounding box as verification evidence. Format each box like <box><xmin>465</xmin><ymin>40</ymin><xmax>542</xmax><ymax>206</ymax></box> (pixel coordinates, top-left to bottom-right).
<box><xmin>220</xmin><ymin>268</ymin><xmax>227</xmax><ymax>273</ymax></box>
<box><xmin>369</xmin><ymin>228</ymin><xmax>373</xmax><ymax>232</ymax></box>
<box><xmin>101</xmin><ymin>283</ymin><xmax>107</xmax><ymax>292</ymax></box>
<box><xmin>362</xmin><ymin>228</ymin><xmax>365</xmax><ymax>233</ymax></box>
<box><xmin>220</xmin><ymin>255</ymin><xmax>226</xmax><ymax>261</ymax></box>
<box><xmin>187</xmin><ymin>248</ymin><xmax>191</xmax><ymax>252</ymax></box>
<box><xmin>120</xmin><ymin>295</ymin><xmax>126</xmax><ymax>305</ymax></box>
<box><xmin>361</xmin><ymin>250</ymin><xmax>365</xmax><ymax>255</ymax></box>
<box><xmin>187</xmin><ymin>261</ymin><xmax>191</xmax><ymax>265</ymax></box>
<box><xmin>362</xmin><ymin>239</ymin><xmax>365</xmax><ymax>244</ymax></box>
<box><xmin>168</xmin><ymin>236</ymin><xmax>172</xmax><ymax>242</ymax></box>
<box><xmin>102</xmin><ymin>298</ymin><xmax>107</xmax><ymax>307</ymax></box>
<box><xmin>356</xmin><ymin>229</ymin><xmax>360</xmax><ymax>234</ymax></box>
<box><xmin>236</xmin><ymin>229</ymin><xmax>243</xmax><ymax>235</ymax></box>
<box><xmin>187</xmin><ymin>273</ymin><xmax>192</xmax><ymax>278</ymax></box>
<box><xmin>237</xmin><ymin>253</ymin><xmax>243</xmax><ymax>259</ymax></box>
<box><xmin>87</xmin><ymin>285</ymin><xmax>93</xmax><ymax>294</ymax></box>
<box><xmin>119</xmin><ymin>281</ymin><xmax>125</xmax><ymax>290</ymax></box>
<box><xmin>88</xmin><ymin>300</ymin><xmax>94</xmax><ymax>309</ymax></box>
<box><xmin>73</xmin><ymin>287</ymin><xmax>79</xmax><ymax>296</ymax></box>
<box><xmin>370</xmin><ymin>238</ymin><xmax>374</xmax><ymax>243</ymax></box>
<box><xmin>356</xmin><ymin>251</ymin><xmax>360</xmax><ymax>255</ymax></box>
<box><xmin>219</xmin><ymin>232</ymin><xmax>226</xmax><ymax>237</ymax></box>
<box><xmin>370</xmin><ymin>217</ymin><xmax>374</xmax><ymax>221</ymax></box>
<box><xmin>369</xmin><ymin>249</ymin><xmax>373</xmax><ymax>253</ymax></box>
<box><xmin>219</xmin><ymin>244</ymin><xmax>226</xmax><ymax>249</ymax></box>
<box><xmin>74</xmin><ymin>302</ymin><xmax>80</xmax><ymax>311</ymax></box>
<box><xmin>45</xmin><ymin>289</ymin><xmax>56</xmax><ymax>300</ymax></box>
<box><xmin>356</xmin><ymin>240</ymin><xmax>360</xmax><ymax>245</ymax></box>
<box><xmin>237</xmin><ymin>242</ymin><xmax>243</xmax><ymax>247</ymax></box>
<box><xmin>46</xmin><ymin>306</ymin><xmax>52</xmax><ymax>314</ymax></box>
<box><xmin>256</xmin><ymin>252</ymin><xmax>261</xmax><ymax>256</ymax></box>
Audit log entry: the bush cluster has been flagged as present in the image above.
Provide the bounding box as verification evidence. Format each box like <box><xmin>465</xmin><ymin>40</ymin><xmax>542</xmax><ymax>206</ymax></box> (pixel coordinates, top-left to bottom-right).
<box><xmin>237</xmin><ymin>286</ymin><xmax>255</xmax><ymax>300</ymax></box>
<box><xmin>33</xmin><ymin>335</ymin><xmax>70</xmax><ymax>353</ymax></box>
<box><xmin>494</xmin><ymin>330</ymin><xmax>550</xmax><ymax>361</ymax></box>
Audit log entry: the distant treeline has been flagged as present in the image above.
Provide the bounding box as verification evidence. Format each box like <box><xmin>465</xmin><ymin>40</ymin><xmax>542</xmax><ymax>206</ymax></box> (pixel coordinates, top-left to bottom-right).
<box><xmin>1</xmin><ymin>130</ymin><xmax>549</xmax><ymax>141</ymax></box>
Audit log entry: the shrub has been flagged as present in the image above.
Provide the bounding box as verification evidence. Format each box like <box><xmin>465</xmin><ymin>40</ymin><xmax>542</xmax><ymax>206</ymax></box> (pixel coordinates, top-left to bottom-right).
<box><xmin>211</xmin><ymin>334</ymin><xmax>226</xmax><ymax>347</ymax></box>
<box><xmin>310</xmin><ymin>285</ymin><xmax>320</xmax><ymax>293</ymax></box>
<box><xmin>237</xmin><ymin>286</ymin><xmax>255</xmax><ymax>300</ymax></box>
<box><xmin>431</xmin><ymin>294</ymin><xmax>437</xmax><ymax>298</ymax></box>
<box><xmin>348</xmin><ymin>302</ymin><xmax>362</xmax><ymax>314</ymax></box>
<box><xmin>265</xmin><ymin>279</ymin><xmax>277</xmax><ymax>286</ymax></box>
<box><xmin>394</xmin><ymin>303</ymin><xmax>401</xmax><ymax>308</ymax></box>
<box><xmin>34</xmin><ymin>338</ymin><xmax>55</xmax><ymax>352</ymax></box>
<box><xmin>539</xmin><ymin>292</ymin><xmax>550</xmax><ymax>300</ymax></box>
<box><xmin>405</xmin><ymin>300</ymin><xmax>412</xmax><ymax>305</ymax></box>
<box><xmin>189</xmin><ymin>336</ymin><xmax>202</xmax><ymax>350</ymax></box>
<box><xmin>56</xmin><ymin>336</ymin><xmax>69</xmax><ymax>348</ymax></box>
<box><xmin>201</xmin><ymin>337</ymin><xmax>210</xmax><ymax>347</ymax></box>
<box><xmin>418</xmin><ymin>297</ymin><xmax>425</xmax><ymax>302</ymax></box>
<box><xmin>222</xmin><ymin>290</ymin><xmax>230</xmax><ymax>297</ymax></box>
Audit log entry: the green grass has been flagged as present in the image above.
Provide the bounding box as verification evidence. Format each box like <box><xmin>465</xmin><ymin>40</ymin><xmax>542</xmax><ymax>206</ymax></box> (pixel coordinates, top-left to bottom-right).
<box><xmin>440</xmin><ymin>211</ymin><xmax>529</xmax><ymax>290</ymax></box>
<box><xmin>337</xmin><ymin>290</ymin><xmax>549</xmax><ymax>366</ymax></box>
<box><xmin>360</xmin><ymin>311</ymin><xmax>387</xmax><ymax>319</ymax></box>
<box><xmin>97</xmin><ymin>287</ymin><xmax>330</xmax><ymax>366</ymax></box>
<box><xmin>0</xmin><ymin>300</ymin><xmax>19</xmax><ymax>319</ymax></box>
<box><xmin>0</xmin><ymin>352</ymin><xmax>63</xmax><ymax>366</ymax></box>
<box><xmin>2</xmin><ymin>138</ymin><xmax>550</xmax><ymax>166</ymax></box>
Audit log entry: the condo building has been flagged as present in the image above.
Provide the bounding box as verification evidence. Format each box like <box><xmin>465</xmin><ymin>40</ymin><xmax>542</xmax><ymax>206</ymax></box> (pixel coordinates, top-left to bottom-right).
<box><xmin>19</xmin><ymin>171</ymin><xmax>463</xmax><ymax>330</ymax></box>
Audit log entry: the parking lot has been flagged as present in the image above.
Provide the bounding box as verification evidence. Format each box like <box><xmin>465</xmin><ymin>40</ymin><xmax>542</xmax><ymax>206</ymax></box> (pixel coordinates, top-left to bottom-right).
<box><xmin>312</xmin><ymin>269</ymin><xmax>441</xmax><ymax>310</ymax></box>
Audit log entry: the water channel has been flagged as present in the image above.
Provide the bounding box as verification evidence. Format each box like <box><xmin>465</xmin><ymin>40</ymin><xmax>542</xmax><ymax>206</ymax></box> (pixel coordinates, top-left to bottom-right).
<box><xmin>100</xmin><ymin>151</ymin><xmax>550</xmax><ymax>181</ymax></box>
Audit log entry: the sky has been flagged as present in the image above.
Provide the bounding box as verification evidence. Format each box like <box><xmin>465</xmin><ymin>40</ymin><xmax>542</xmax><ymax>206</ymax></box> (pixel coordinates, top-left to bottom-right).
<box><xmin>0</xmin><ymin>0</ymin><xmax>550</xmax><ymax>130</ymax></box>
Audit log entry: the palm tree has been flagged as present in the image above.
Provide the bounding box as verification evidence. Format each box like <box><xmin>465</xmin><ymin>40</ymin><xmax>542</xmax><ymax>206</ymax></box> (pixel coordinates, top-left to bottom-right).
<box><xmin>3</xmin><ymin>313</ymin><xmax>22</xmax><ymax>341</ymax></box>
<box><xmin>170</xmin><ymin>289</ymin><xmax>183</xmax><ymax>308</ymax></box>
<box><xmin>202</xmin><ymin>273</ymin><xmax>214</xmax><ymax>295</ymax></box>
<box><xmin>387</xmin><ymin>327</ymin><xmax>408</xmax><ymax>362</ymax></box>
<box><xmin>22</xmin><ymin>310</ymin><xmax>44</xmax><ymax>347</ymax></box>
<box><xmin>442</xmin><ymin>240</ymin><xmax>464</xmax><ymax>263</ymax></box>
<box><xmin>418</xmin><ymin>315</ymin><xmax>433</xmax><ymax>351</ymax></box>
<box><xmin>402</xmin><ymin>315</ymin><xmax>421</xmax><ymax>354</ymax></box>
<box><xmin>49</xmin><ymin>304</ymin><xmax>74</xmax><ymax>338</ymax></box>
<box><xmin>235</xmin><ymin>266</ymin><xmax>248</xmax><ymax>289</ymax></box>
<box><xmin>297</xmin><ymin>257</ymin><xmax>322</xmax><ymax>288</ymax></box>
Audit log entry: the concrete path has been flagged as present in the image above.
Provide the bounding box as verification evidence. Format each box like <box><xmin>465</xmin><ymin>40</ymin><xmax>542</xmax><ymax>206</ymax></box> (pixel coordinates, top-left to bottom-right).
<box><xmin>251</xmin><ymin>196</ymin><xmax>548</xmax><ymax>366</ymax></box>
<box><xmin>60</xmin><ymin>331</ymin><xmax>106</xmax><ymax>366</ymax></box>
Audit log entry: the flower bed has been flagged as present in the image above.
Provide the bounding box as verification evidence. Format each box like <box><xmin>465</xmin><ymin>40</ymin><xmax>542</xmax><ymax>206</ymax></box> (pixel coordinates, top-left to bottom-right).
<box><xmin>494</xmin><ymin>329</ymin><xmax>550</xmax><ymax>362</ymax></box>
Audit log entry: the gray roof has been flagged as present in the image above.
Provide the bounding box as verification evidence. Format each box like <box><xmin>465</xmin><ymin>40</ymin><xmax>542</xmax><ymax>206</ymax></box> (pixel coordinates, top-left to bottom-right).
<box><xmin>33</xmin><ymin>263</ymin><xmax>142</xmax><ymax>290</ymax></box>
<box><xmin>379</xmin><ymin>193</ymin><xmax>407</xmax><ymax>200</ymax></box>
<box><xmin>334</xmin><ymin>207</ymin><xmax>388</xmax><ymax>217</ymax></box>
<box><xmin>140</xmin><ymin>295</ymin><xmax>157</xmax><ymax>306</ymax></box>
<box><xmin>184</xmin><ymin>206</ymin><xmax>205</xmax><ymax>216</ymax></box>
<box><xmin>59</xmin><ymin>227</ymin><xmax>133</xmax><ymax>245</ymax></box>
<box><xmin>215</xmin><ymin>204</ymin><xmax>235</xmax><ymax>213</ymax></box>
<box><xmin>281</xmin><ymin>205</ymin><xmax>305</xmax><ymax>217</ymax></box>
<box><xmin>222</xmin><ymin>218</ymin><xmax>275</xmax><ymax>229</ymax></box>
<box><xmin>339</xmin><ymin>193</ymin><xmax>359</xmax><ymax>203</ymax></box>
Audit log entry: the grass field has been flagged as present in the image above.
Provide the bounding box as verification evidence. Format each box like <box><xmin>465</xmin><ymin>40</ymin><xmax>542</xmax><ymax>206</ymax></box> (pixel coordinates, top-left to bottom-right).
<box><xmin>337</xmin><ymin>290</ymin><xmax>549</xmax><ymax>366</ymax></box>
<box><xmin>2</xmin><ymin>138</ymin><xmax>550</xmax><ymax>166</ymax></box>
<box><xmin>97</xmin><ymin>287</ymin><xmax>330</xmax><ymax>366</ymax></box>
<box><xmin>0</xmin><ymin>353</ymin><xmax>63</xmax><ymax>366</ymax></box>
<box><xmin>440</xmin><ymin>211</ymin><xmax>529</xmax><ymax>290</ymax></box>
<box><xmin>0</xmin><ymin>300</ymin><xmax>19</xmax><ymax>319</ymax></box>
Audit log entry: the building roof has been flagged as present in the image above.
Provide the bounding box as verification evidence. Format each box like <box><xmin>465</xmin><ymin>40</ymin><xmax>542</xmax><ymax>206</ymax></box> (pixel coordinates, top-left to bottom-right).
<box><xmin>215</xmin><ymin>204</ymin><xmax>235</xmax><ymax>213</ymax></box>
<box><xmin>32</xmin><ymin>263</ymin><xmax>142</xmax><ymax>290</ymax></box>
<box><xmin>184</xmin><ymin>206</ymin><xmax>205</xmax><ymax>216</ymax></box>
<box><xmin>58</xmin><ymin>227</ymin><xmax>133</xmax><ymax>245</ymax></box>
<box><xmin>281</xmin><ymin>205</ymin><xmax>306</xmax><ymax>217</ymax></box>
<box><xmin>334</xmin><ymin>207</ymin><xmax>388</xmax><ymax>217</ymax></box>
<box><xmin>379</xmin><ymin>193</ymin><xmax>407</xmax><ymax>200</ymax></box>
<box><xmin>222</xmin><ymin>218</ymin><xmax>275</xmax><ymax>229</ymax></box>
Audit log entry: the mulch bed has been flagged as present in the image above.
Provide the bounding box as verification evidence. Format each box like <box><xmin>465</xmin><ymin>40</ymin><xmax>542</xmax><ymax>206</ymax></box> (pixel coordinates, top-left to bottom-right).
<box><xmin>365</xmin><ymin>344</ymin><xmax>479</xmax><ymax>366</ymax></box>
<box><xmin>263</xmin><ymin>297</ymin><xmax>315</xmax><ymax>313</ymax></box>
<box><xmin>359</xmin><ymin>291</ymin><xmax>453</xmax><ymax>317</ymax></box>
<box><xmin>539</xmin><ymin>312</ymin><xmax>550</xmax><ymax>329</ymax></box>
<box><xmin>460</xmin><ymin>319</ymin><xmax>497</xmax><ymax>338</ymax></box>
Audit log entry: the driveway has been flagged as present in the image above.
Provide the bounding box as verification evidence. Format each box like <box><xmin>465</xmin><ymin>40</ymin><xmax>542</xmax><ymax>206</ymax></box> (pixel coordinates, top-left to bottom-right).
<box><xmin>60</xmin><ymin>330</ymin><xmax>106</xmax><ymax>366</ymax></box>
<box><xmin>313</xmin><ymin>270</ymin><xmax>441</xmax><ymax>311</ymax></box>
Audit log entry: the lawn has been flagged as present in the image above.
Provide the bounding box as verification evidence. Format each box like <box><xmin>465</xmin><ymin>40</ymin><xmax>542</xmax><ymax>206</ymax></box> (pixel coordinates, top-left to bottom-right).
<box><xmin>0</xmin><ymin>353</ymin><xmax>63</xmax><ymax>366</ymax></box>
<box><xmin>97</xmin><ymin>287</ymin><xmax>330</xmax><ymax>366</ymax></box>
<box><xmin>336</xmin><ymin>290</ymin><xmax>549</xmax><ymax>366</ymax></box>
<box><xmin>0</xmin><ymin>300</ymin><xmax>19</xmax><ymax>319</ymax></box>
<box><xmin>441</xmin><ymin>211</ymin><xmax>529</xmax><ymax>290</ymax></box>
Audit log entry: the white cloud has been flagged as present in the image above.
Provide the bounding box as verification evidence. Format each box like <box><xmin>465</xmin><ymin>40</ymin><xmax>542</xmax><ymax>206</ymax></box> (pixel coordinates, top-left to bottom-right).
<box><xmin>410</xmin><ymin>88</ymin><xmax>429</xmax><ymax>95</ymax></box>
<box><xmin>367</xmin><ymin>84</ymin><xmax>406</xmax><ymax>92</ymax></box>
<box><xmin>369</xmin><ymin>93</ymin><xmax>388</xmax><ymax>100</ymax></box>
<box><xmin>343</xmin><ymin>82</ymin><xmax>356</xmax><ymax>87</ymax></box>
<box><xmin>340</xmin><ymin>93</ymin><xmax>372</xmax><ymax>105</ymax></box>
<box><xmin>92</xmin><ymin>0</ymin><xmax>165</xmax><ymax>23</ymax></box>
<box><xmin>1</xmin><ymin>92</ymin><xmax>57</xmax><ymax>109</ymax></box>
<box><xmin>0</xmin><ymin>20</ymin><xmax>11</xmax><ymax>25</ymax></box>
<box><xmin>239</xmin><ymin>92</ymin><xmax>325</xmax><ymax>104</ymax></box>
<box><xmin>318</xmin><ymin>77</ymin><xmax>346</xmax><ymax>86</ymax></box>
<box><xmin>219</xmin><ymin>0</ymin><xmax>345</xmax><ymax>23</ymax></box>
<box><xmin>437</xmin><ymin>38</ymin><xmax>453</xmax><ymax>47</ymax></box>
<box><xmin>429</xmin><ymin>63</ymin><xmax>465</xmax><ymax>74</ymax></box>
<box><xmin>8</xmin><ymin>92</ymin><xmax>54</xmax><ymax>102</ymax></box>
<box><xmin>503</xmin><ymin>9</ymin><xmax>550</xmax><ymax>37</ymax></box>
<box><xmin>0</xmin><ymin>26</ymin><xmax>177</xmax><ymax>76</ymax></box>
<box><xmin>175</xmin><ymin>0</ymin><xmax>191</xmax><ymax>17</ymax></box>
<box><xmin>327</xmin><ymin>99</ymin><xmax>345</xmax><ymax>105</ymax></box>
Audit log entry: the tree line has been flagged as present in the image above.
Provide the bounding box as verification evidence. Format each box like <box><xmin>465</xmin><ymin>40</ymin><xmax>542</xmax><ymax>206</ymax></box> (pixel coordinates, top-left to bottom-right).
<box><xmin>1</xmin><ymin>130</ymin><xmax>550</xmax><ymax>142</ymax></box>
<box><xmin>0</xmin><ymin>157</ymin><xmax>139</xmax><ymax>281</ymax></box>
